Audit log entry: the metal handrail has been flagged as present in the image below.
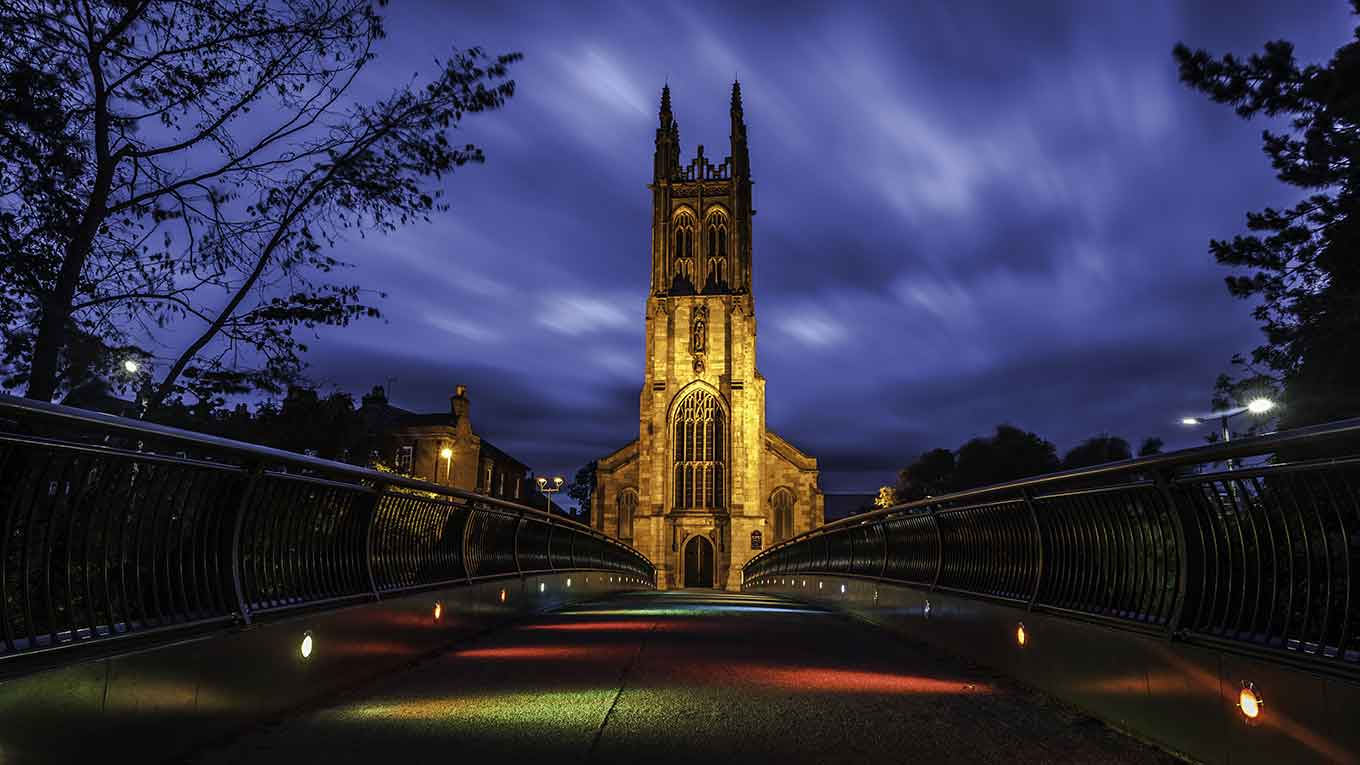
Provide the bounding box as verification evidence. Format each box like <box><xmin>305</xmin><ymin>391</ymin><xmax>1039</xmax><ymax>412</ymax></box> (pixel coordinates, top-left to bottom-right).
<box><xmin>745</xmin><ymin>416</ymin><xmax>1360</xmax><ymax>676</ymax></box>
<box><xmin>0</xmin><ymin>394</ymin><xmax>655</xmax><ymax>667</ymax></box>
<box><xmin>754</xmin><ymin>415</ymin><xmax>1360</xmax><ymax>561</ymax></box>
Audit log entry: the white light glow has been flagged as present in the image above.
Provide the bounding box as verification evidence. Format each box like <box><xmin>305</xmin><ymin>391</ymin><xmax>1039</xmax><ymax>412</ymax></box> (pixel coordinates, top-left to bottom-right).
<box><xmin>300</xmin><ymin>632</ymin><xmax>314</xmax><ymax>659</ymax></box>
<box><xmin>1247</xmin><ymin>398</ymin><xmax>1276</xmax><ymax>414</ymax></box>
<box><xmin>122</xmin><ymin>359</ymin><xmax>139</xmax><ymax>374</ymax></box>
<box><xmin>1180</xmin><ymin>417</ymin><xmax>1199</xmax><ymax>426</ymax></box>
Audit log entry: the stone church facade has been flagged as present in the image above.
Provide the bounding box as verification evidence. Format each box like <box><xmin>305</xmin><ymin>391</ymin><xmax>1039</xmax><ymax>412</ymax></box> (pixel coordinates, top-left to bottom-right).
<box><xmin>591</xmin><ymin>82</ymin><xmax>823</xmax><ymax>590</ymax></box>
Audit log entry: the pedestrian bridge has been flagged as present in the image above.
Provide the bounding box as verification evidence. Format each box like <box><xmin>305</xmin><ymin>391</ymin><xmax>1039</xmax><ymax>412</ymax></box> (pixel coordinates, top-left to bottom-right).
<box><xmin>1</xmin><ymin>395</ymin><xmax>1358</xmax><ymax>764</ymax></box>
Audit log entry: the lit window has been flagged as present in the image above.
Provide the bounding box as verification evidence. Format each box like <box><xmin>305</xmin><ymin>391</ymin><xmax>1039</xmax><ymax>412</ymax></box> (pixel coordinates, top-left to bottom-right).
<box><xmin>515</xmin><ymin>477</ymin><xmax>522</xmax><ymax>499</ymax></box>
<box><xmin>672</xmin><ymin>389</ymin><xmax>725</xmax><ymax>510</ymax></box>
<box><xmin>395</xmin><ymin>445</ymin><xmax>414</xmax><ymax>473</ymax></box>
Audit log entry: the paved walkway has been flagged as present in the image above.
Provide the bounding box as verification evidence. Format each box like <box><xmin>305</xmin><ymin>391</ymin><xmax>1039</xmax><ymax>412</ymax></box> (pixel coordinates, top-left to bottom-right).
<box><xmin>191</xmin><ymin>591</ymin><xmax>1179</xmax><ymax>764</ymax></box>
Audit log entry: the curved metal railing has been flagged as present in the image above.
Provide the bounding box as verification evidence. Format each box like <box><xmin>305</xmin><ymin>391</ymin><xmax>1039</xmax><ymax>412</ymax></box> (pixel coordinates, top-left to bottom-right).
<box><xmin>745</xmin><ymin>417</ymin><xmax>1360</xmax><ymax>674</ymax></box>
<box><xmin>0</xmin><ymin>394</ymin><xmax>653</xmax><ymax>663</ymax></box>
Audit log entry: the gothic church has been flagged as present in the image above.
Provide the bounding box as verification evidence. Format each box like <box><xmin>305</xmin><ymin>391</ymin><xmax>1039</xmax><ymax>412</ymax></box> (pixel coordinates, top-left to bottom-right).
<box><xmin>591</xmin><ymin>82</ymin><xmax>824</xmax><ymax>590</ymax></box>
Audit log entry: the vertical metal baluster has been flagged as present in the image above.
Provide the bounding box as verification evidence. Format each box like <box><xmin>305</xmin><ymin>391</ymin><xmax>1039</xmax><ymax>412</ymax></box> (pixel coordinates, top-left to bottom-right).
<box><xmin>928</xmin><ymin>505</ymin><xmax>942</xmax><ymax>591</ymax></box>
<box><xmin>362</xmin><ymin>486</ymin><xmax>383</xmax><ymax>599</ymax></box>
<box><xmin>1300</xmin><ymin>473</ymin><xmax>1334</xmax><ymax>655</ymax></box>
<box><xmin>61</xmin><ymin>454</ymin><xmax>94</xmax><ymax>642</ymax></box>
<box><xmin>1022</xmin><ymin>490</ymin><xmax>1044</xmax><ymax>610</ymax></box>
<box><xmin>228</xmin><ymin>464</ymin><xmax>264</xmax><ymax>625</ymax></box>
<box><xmin>1279</xmin><ymin>473</ymin><xmax>1314</xmax><ymax>650</ymax></box>
<box><xmin>80</xmin><ymin>456</ymin><xmax>117</xmax><ymax>637</ymax></box>
<box><xmin>1330</xmin><ymin>471</ymin><xmax>1358</xmax><ymax>660</ymax></box>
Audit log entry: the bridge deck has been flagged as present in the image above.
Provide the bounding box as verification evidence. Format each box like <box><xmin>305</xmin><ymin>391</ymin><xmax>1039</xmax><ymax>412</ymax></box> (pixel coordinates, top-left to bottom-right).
<box><xmin>191</xmin><ymin>591</ymin><xmax>1178</xmax><ymax>764</ymax></box>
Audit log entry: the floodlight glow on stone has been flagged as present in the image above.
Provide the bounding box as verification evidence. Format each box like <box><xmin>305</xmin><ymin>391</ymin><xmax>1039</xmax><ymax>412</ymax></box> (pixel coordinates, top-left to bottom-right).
<box><xmin>440</xmin><ymin>447</ymin><xmax>453</xmax><ymax>459</ymax></box>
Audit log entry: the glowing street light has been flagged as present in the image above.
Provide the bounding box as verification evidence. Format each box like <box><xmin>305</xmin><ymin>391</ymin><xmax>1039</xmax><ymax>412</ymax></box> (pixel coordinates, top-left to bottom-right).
<box><xmin>1179</xmin><ymin>397</ymin><xmax>1279</xmax><ymax>470</ymax></box>
<box><xmin>122</xmin><ymin>359</ymin><xmax>140</xmax><ymax>374</ymax></box>
<box><xmin>439</xmin><ymin>446</ymin><xmax>453</xmax><ymax>485</ymax></box>
<box><xmin>536</xmin><ymin>474</ymin><xmax>565</xmax><ymax>515</ymax></box>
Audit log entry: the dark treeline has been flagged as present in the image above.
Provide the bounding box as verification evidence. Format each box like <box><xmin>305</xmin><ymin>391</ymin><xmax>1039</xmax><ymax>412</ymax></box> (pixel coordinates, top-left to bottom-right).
<box><xmin>67</xmin><ymin>383</ymin><xmax>382</xmax><ymax>467</ymax></box>
<box><xmin>894</xmin><ymin>425</ymin><xmax>1164</xmax><ymax>502</ymax></box>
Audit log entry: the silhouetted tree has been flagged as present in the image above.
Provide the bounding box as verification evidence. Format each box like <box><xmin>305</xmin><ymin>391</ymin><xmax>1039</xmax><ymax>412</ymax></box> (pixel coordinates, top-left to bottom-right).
<box><xmin>1062</xmin><ymin>434</ymin><xmax>1132</xmax><ymax>470</ymax></box>
<box><xmin>896</xmin><ymin>447</ymin><xmax>956</xmax><ymax>501</ymax></box>
<box><xmin>1175</xmin><ymin>6</ymin><xmax>1360</xmax><ymax>428</ymax></box>
<box><xmin>0</xmin><ymin>1</ymin><xmax>519</xmax><ymax>407</ymax></box>
<box><xmin>953</xmin><ymin>425</ymin><xmax>1060</xmax><ymax>490</ymax></box>
<box><xmin>1138</xmin><ymin>437</ymin><xmax>1165</xmax><ymax>457</ymax></box>
<box><xmin>567</xmin><ymin>461</ymin><xmax>597</xmax><ymax>519</ymax></box>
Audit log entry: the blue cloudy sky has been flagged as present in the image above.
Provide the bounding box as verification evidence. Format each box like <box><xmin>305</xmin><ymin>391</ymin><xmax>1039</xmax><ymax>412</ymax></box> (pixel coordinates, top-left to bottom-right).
<box><xmin>298</xmin><ymin>0</ymin><xmax>1352</xmax><ymax>493</ymax></box>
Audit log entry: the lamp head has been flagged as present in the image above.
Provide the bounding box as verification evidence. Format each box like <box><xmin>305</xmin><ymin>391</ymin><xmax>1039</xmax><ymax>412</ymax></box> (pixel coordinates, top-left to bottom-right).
<box><xmin>536</xmin><ymin>476</ymin><xmax>548</xmax><ymax>489</ymax></box>
<box><xmin>439</xmin><ymin>447</ymin><xmax>453</xmax><ymax>459</ymax></box>
<box><xmin>1247</xmin><ymin>397</ymin><xmax>1276</xmax><ymax>415</ymax></box>
<box><xmin>122</xmin><ymin>359</ymin><xmax>140</xmax><ymax>374</ymax></box>
<box><xmin>553</xmin><ymin>476</ymin><xmax>564</xmax><ymax>487</ymax></box>
<box><xmin>1180</xmin><ymin>417</ymin><xmax>1200</xmax><ymax>426</ymax></box>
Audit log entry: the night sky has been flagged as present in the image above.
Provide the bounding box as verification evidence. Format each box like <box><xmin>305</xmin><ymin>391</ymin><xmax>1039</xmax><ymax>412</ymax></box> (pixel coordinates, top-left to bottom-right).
<box><xmin>297</xmin><ymin>1</ymin><xmax>1352</xmax><ymax>496</ymax></box>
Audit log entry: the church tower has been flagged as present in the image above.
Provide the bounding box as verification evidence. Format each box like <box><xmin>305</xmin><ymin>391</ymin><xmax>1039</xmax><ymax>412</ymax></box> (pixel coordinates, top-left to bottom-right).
<box><xmin>593</xmin><ymin>83</ymin><xmax>823</xmax><ymax>590</ymax></box>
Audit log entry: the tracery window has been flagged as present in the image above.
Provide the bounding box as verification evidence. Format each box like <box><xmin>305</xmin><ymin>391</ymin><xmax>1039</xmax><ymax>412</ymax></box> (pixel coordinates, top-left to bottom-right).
<box><xmin>771</xmin><ymin>487</ymin><xmax>795</xmax><ymax>542</ymax></box>
<box><xmin>618</xmin><ymin>489</ymin><xmax>638</xmax><ymax>540</ymax></box>
<box><xmin>705</xmin><ymin>212</ymin><xmax>729</xmax><ymax>290</ymax></box>
<box><xmin>672</xmin><ymin>211</ymin><xmax>696</xmax><ymax>285</ymax></box>
<box><xmin>672</xmin><ymin>389</ymin><xmax>725</xmax><ymax>510</ymax></box>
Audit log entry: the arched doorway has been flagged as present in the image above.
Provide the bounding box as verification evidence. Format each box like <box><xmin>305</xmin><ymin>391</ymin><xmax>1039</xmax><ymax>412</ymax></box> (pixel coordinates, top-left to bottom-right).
<box><xmin>683</xmin><ymin>535</ymin><xmax>715</xmax><ymax>588</ymax></box>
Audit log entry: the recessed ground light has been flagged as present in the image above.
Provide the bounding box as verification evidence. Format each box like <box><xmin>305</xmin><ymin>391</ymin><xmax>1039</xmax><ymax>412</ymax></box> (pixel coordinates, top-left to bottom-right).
<box><xmin>499</xmin><ymin>589</ymin><xmax>507</xmax><ymax>603</ymax></box>
<box><xmin>433</xmin><ymin>602</ymin><xmax>443</xmax><ymax>621</ymax></box>
<box><xmin>1016</xmin><ymin>622</ymin><xmax>1027</xmax><ymax>647</ymax></box>
<box><xmin>1239</xmin><ymin>683</ymin><xmax>1263</xmax><ymax>720</ymax></box>
<box><xmin>299</xmin><ymin>631</ymin><xmax>314</xmax><ymax>659</ymax></box>
<box><xmin>539</xmin><ymin>582</ymin><xmax>545</xmax><ymax>593</ymax></box>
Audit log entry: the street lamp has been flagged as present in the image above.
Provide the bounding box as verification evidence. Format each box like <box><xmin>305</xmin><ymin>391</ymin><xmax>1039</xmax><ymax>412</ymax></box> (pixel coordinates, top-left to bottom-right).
<box><xmin>1180</xmin><ymin>397</ymin><xmax>1278</xmax><ymax>469</ymax></box>
<box><xmin>439</xmin><ymin>447</ymin><xmax>453</xmax><ymax>485</ymax></box>
<box><xmin>122</xmin><ymin>359</ymin><xmax>140</xmax><ymax>374</ymax></box>
<box><xmin>536</xmin><ymin>475</ymin><xmax>565</xmax><ymax>515</ymax></box>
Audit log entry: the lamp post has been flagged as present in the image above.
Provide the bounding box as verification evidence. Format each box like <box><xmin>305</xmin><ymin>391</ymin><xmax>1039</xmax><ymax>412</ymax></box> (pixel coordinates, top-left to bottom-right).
<box><xmin>439</xmin><ymin>447</ymin><xmax>453</xmax><ymax>485</ymax></box>
<box><xmin>536</xmin><ymin>475</ymin><xmax>564</xmax><ymax>515</ymax></box>
<box><xmin>1180</xmin><ymin>397</ymin><xmax>1277</xmax><ymax>470</ymax></box>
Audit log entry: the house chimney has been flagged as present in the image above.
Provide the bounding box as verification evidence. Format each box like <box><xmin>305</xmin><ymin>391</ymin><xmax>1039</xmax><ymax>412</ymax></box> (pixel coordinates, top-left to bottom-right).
<box><xmin>451</xmin><ymin>385</ymin><xmax>470</xmax><ymax>419</ymax></box>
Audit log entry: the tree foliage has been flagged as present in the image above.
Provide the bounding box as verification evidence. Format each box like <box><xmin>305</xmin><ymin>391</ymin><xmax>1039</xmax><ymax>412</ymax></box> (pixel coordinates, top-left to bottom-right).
<box><xmin>0</xmin><ymin>0</ymin><xmax>519</xmax><ymax>407</ymax></box>
<box><xmin>1061</xmin><ymin>434</ymin><xmax>1132</xmax><ymax>470</ymax></box>
<box><xmin>567</xmin><ymin>460</ymin><xmax>597</xmax><ymax>519</ymax></box>
<box><xmin>1174</xmin><ymin>5</ymin><xmax>1360</xmax><ymax>427</ymax></box>
<box><xmin>897</xmin><ymin>426</ymin><xmax>1165</xmax><ymax>500</ymax></box>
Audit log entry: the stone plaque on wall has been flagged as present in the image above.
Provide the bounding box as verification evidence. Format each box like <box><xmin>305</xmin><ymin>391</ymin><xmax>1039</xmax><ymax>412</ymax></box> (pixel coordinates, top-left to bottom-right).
<box><xmin>750</xmin><ymin>530</ymin><xmax>762</xmax><ymax>550</ymax></box>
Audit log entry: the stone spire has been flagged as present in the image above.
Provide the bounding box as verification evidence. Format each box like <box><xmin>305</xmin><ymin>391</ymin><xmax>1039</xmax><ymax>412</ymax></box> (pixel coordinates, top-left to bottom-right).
<box><xmin>730</xmin><ymin>79</ymin><xmax>748</xmax><ymax>177</ymax></box>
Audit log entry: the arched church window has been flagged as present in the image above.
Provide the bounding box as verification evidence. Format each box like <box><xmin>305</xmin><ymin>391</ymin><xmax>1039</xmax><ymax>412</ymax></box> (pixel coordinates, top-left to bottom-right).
<box><xmin>705</xmin><ymin>213</ymin><xmax>729</xmax><ymax>291</ymax></box>
<box><xmin>771</xmin><ymin>487</ymin><xmax>795</xmax><ymax>542</ymax></box>
<box><xmin>618</xmin><ymin>489</ymin><xmax>638</xmax><ymax>540</ymax></box>
<box><xmin>672</xmin><ymin>389</ymin><xmax>725</xmax><ymax>510</ymax></box>
<box><xmin>672</xmin><ymin>211</ymin><xmax>696</xmax><ymax>286</ymax></box>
